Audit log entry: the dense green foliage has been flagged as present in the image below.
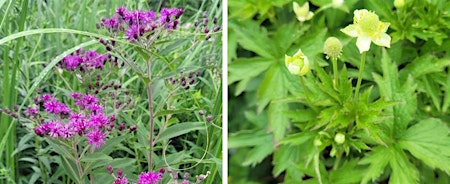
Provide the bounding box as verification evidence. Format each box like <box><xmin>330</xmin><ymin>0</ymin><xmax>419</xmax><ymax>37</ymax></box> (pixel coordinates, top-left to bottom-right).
<box><xmin>229</xmin><ymin>0</ymin><xmax>450</xmax><ymax>183</ymax></box>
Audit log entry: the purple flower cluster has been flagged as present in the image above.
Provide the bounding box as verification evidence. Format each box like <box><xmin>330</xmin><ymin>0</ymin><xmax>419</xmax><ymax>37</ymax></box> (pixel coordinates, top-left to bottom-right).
<box><xmin>137</xmin><ymin>171</ymin><xmax>163</xmax><ymax>184</ymax></box>
<box><xmin>34</xmin><ymin>93</ymin><xmax>115</xmax><ymax>150</ymax></box>
<box><xmin>100</xmin><ymin>6</ymin><xmax>184</xmax><ymax>41</ymax></box>
<box><xmin>58</xmin><ymin>49</ymin><xmax>113</xmax><ymax>71</ymax></box>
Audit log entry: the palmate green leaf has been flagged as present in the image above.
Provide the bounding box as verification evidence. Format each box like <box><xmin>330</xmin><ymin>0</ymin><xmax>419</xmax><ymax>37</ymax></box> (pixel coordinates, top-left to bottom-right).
<box><xmin>268</xmin><ymin>102</ymin><xmax>290</xmax><ymax>142</ymax></box>
<box><xmin>398</xmin><ymin>55</ymin><xmax>450</xmax><ymax>80</ymax></box>
<box><xmin>229</xmin><ymin>20</ymin><xmax>278</xmax><ymax>59</ymax></box>
<box><xmin>398</xmin><ymin>118</ymin><xmax>450</xmax><ymax>173</ymax></box>
<box><xmin>273</xmin><ymin>144</ymin><xmax>302</xmax><ymax>177</ymax></box>
<box><xmin>329</xmin><ymin>160</ymin><xmax>365</xmax><ymax>184</ymax></box>
<box><xmin>280</xmin><ymin>131</ymin><xmax>315</xmax><ymax>146</ymax></box>
<box><xmin>228</xmin><ymin>130</ymin><xmax>274</xmax><ymax>166</ymax></box>
<box><xmin>228</xmin><ymin>57</ymin><xmax>273</xmax><ymax>85</ymax></box>
<box><xmin>359</xmin><ymin>146</ymin><xmax>390</xmax><ymax>184</ymax></box>
<box><xmin>388</xmin><ymin>145</ymin><xmax>419</xmax><ymax>184</ymax></box>
<box><xmin>360</xmin><ymin>145</ymin><xmax>419</xmax><ymax>184</ymax></box>
<box><xmin>373</xmin><ymin>50</ymin><xmax>417</xmax><ymax>136</ymax></box>
<box><xmin>228</xmin><ymin>130</ymin><xmax>272</xmax><ymax>148</ymax></box>
<box><xmin>257</xmin><ymin>63</ymin><xmax>288</xmax><ymax>113</ymax></box>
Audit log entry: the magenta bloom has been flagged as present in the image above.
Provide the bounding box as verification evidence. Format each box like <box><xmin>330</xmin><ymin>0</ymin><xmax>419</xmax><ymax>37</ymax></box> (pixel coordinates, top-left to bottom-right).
<box><xmin>137</xmin><ymin>171</ymin><xmax>162</xmax><ymax>184</ymax></box>
<box><xmin>113</xmin><ymin>177</ymin><xmax>128</xmax><ymax>184</ymax></box>
<box><xmin>87</xmin><ymin>130</ymin><xmax>106</xmax><ymax>149</ymax></box>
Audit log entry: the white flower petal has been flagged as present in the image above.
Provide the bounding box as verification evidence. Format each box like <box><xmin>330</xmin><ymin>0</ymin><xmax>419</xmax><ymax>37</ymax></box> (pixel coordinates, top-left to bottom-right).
<box><xmin>288</xmin><ymin>63</ymin><xmax>301</xmax><ymax>75</ymax></box>
<box><xmin>341</xmin><ymin>25</ymin><xmax>359</xmax><ymax>37</ymax></box>
<box><xmin>306</xmin><ymin>11</ymin><xmax>314</xmax><ymax>20</ymax></box>
<box><xmin>378</xmin><ymin>22</ymin><xmax>390</xmax><ymax>33</ymax></box>
<box><xmin>372</xmin><ymin>33</ymin><xmax>391</xmax><ymax>48</ymax></box>
<box><xmin>356</xmin><ymin>36</ymin><xmax>372</xmax><ymax>53</ymax></box>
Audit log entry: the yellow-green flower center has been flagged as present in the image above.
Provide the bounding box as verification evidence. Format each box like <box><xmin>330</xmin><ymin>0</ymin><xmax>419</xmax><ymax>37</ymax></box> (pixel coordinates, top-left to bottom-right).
<box><xmin>358</xmin><ymin>12</ymin><xmax>379</xmax><ymax>35</ymax></box>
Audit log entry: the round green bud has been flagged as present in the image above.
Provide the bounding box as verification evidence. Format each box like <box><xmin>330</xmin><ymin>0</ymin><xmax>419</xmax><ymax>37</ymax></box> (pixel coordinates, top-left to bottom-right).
<box><xmin>334</xmin><ymin>133</ymin><xmax>345</xmax><ymax>144</ymax></box>
<box><xmin>394</xmin><ymin>0</ymin><xmax>405</xmax><ymax>9</ymax></box>
<box><xmin>323</xmin><ymin>37</ymin><xmax>343</xmax><ymax>59</ymax></box>
<box><xmin>314</xmin><ymin>139</ymin><xmax>323</xmax><ymax>147</ymax></box>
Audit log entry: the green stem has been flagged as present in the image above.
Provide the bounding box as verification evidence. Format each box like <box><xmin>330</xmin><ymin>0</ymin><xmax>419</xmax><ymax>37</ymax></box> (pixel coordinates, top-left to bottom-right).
<box><xmin>331</xmin><ymin>57</ymin><xmax>339</xmax><ymax>89</ymax></box>
<box><xmin>354</xmin><ymin>52</ymin><xmax>366</xmax><ymax>100</ymax></box>
<box><xmin>332</xmin><ymin>150</ymin><xmax>342</xmax><ymax>170</ymax></box>
<box><xmin>314</xmin><ymin>152</ymin><xmax>323</xmax><ymax>184</ymax></box>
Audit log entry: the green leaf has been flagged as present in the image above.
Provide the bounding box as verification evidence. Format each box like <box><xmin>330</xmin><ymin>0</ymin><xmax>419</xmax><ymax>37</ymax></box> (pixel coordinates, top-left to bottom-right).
<box><xmin>268</xmin><ymin>102</ymin><xmax>290</xmax><ymax>142</ymax></box>
<box><xmin>242</xmin><ymin>141</ymin><xmax>274</xmax><ymax>167</ymax></box>
<box><xmin>280</xmin><ymin>131</ymin><xmax>315</xmax><ymax>145</ymax></box>
<box><xmin>329</xmin><ymin>160</ymin><xmax>365</xmax><ymax>184</ymax></box>
<box><xmin>154</xmin><ymin>108</ymin><xmax>195</xmax><ymax>117</ymax></box>
<box><xmin>399</xmin><ymin>55</ymin><xmax>450</xmax><ymax>80</ymax></box>
<box><xmin>256</xmin><ymin>63</ymin><xmax>288</xmax><ymax>113</ymax></box>
<box><xmin>229</xmin><ymin>130</ymin><xmax>272</xmax><ymax>148</ymax></box>
<box><xmin>359</xmin><ymin>146</ymin><xmax>390</xmax><ymax>184</ymax></box>
<box><xmin>155</xmin><ymin>122</ymin><xmax>205</xmax><ymax>143</ymax></box>
<box><xmin>388</xmin><ymin>146</ymin><xmax>419</xmax><ymax>184</ymax></box>
<box><xmin>273</xmin><ymin>144</ymin><xmax>301</xmax><ymax>177</ymax></box>
<box><xmin>229</xmin><ymin>20</ymin><xmax>278</xmax><ymax>59</ymax></box>
<box><xmin>228</xmin><ymin>57</ymin><xmax>273</xmax><ymax>85</ymax></box>
<box><xmin>399</xmin><ymin>118</ymin><xmax>450</xmax><ymax>173</ymax></box>
<box><xmin>80</xmin><ymin>152</ymin><xmax>113</xmax><ymax>163</ymax></box>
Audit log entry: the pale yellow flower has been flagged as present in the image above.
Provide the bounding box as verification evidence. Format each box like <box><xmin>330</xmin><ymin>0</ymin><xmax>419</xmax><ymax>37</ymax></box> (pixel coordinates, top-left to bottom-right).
<box><xmin>341</xmin><ymin>9</ymin><xmax>391</xmax><ymax>53</ymax></box>
<box><xmin>293</xmin><ymin>2</ymin><xmax>314</xmax><ymax>22</ymax></box>
<box><xmin>285</xmin><ymin>49</ymin><xmax>310</xmax><ymax>76</ymax></box>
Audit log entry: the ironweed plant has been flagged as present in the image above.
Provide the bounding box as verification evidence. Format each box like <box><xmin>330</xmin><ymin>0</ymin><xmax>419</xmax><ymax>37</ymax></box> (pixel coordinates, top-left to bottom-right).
<box><xmin>229</xmin><ymin>0</ymin><xmax>450</xmax><ymax>183</ymax></box>
<box><xmin>0</xmin><ymin>0</ymin><xmax>221</xmax><ymax>183</ymax></box>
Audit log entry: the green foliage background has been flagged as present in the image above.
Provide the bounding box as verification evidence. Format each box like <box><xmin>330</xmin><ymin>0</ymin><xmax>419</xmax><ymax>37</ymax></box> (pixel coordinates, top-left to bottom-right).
<box><xmin>228</xmin><ymin>0</ymin><xmax>450</xmax><ymax>183</ymax></box>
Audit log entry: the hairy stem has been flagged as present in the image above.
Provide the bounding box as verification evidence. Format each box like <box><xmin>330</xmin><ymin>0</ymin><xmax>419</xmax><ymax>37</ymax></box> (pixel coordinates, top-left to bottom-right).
<box><xmin>146</xmin><ymin>59</ymin><xmax>154</xmax><ymax>171</ymax></box>
<box><xmin>354</xmin><ymin>52</ymin><xmax>366</xmax><ymax>100</ymax></box>
<box><xmin>331</xmin><ymin>57</ymin><xmax>339</xmax><ymax>89</ymax></box>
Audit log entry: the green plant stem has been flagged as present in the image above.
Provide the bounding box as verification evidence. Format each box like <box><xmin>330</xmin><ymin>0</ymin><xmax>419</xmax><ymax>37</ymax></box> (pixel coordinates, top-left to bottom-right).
<box><xmin>354</xmin><ymin>52</ymin><xmax>366</xmax><ymax>100</ymax></box>
<box><xmin>146</xmin><ymin>59</ymin><xmax>155</xmax><ymax>171</ymax></box>
<box><xmin>314</xmin><ymin>152</ymin><xmax>323</xmax><ymax>184</ymax></box>
<box><xmin>332</xmin><ymin>151</ymin><xmax>342</xmax><ymax>170</ymax></box>
<box><xmin>331</xmin><ymin>57</ymin><xmax>339</xmax><ymax>89</ymax></box>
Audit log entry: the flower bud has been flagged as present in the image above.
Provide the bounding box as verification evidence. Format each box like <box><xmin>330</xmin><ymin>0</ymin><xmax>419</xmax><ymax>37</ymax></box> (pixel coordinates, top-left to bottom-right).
<box><xmin>285</xmin><ymin>49</ymin><xmax>310</xmax><ymax>76</ymax></box>
<box><xmin>117</xmin><ymin>169</ymin><xmax>123</xmax><ymax>177</ymax></box>
<box><xmin>334</xmin><ymin>133</ymin><xmax>345</xmax><ymax>144</ymax></box>
<box><xmin>332</xmin><ymin>0</ymin><xmax>344</xmax><ymax>8</ymax></box>
<box><xmin>293</xmin><ymin>2</ymin><xmax>314</xmax><ymax>22</ymax></box>
<box><xmin>314</xmin><ymin>139</ymin><xmax>322</xmax><ymax>147</ymax></box>
<box><xmin>394</xmin><ymin>0</ymin><xmax>405</xmax><ymax>9</ymax></box>
<box><xmin>323</xmin><ymin>37</ymin><xmax>342</xmax><ymax>59</ymax></box>
<box><xmin>106</xmin><ymin>165</ymin><xmax>113</xmax><ymax>174</ymax></box>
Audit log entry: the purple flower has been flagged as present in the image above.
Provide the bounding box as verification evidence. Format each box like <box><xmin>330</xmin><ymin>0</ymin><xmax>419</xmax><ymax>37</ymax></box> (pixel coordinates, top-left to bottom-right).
<box><xmin>43</xmin><ymin>100</ymin><xmax>70</xmax><ymax>115</ymax></box>
<box><xmin>62</xmin><ymin>55</ymin><xmax>82</xmax><ymax>70</ymax></box>
<box><xmin>23</xmin><ymin>106</ymin><xmax>39</xmax><ymax>117</ymax></box>
<box><xmin>116</xmin><ymin>6</ymin><xmax>127</xmax><ymax>17</ymax></box>
<box><xmin>42</xmin><ymin>94</ymin><xmax>55</xmax><ymax>101</ymax></box>
<box><xmin>102</xmin><ymin>16</ymin><xmax>120</xmax><ymax>29</ymax></box>
<box><xmin>71</xmin><ymin>92</ymin><xmax>83</xmax><ymax>99</ymax></box>
<box><xmin>89</xmin><ymin>113</ymin><xmax>109</xmax><ymax>129</ymax></box>
<box><xmin>125</xmin><ymin>25</ymin><xmax>140</xmax><ymax>41</ymax></box>
<box><xmin>87</xmin><ymin>130</ymin><xmax>106</xmax><ymax>149</ymax></box>
<box><xmin>137</xmin><ymin>171</ymin><xmax>162</xmax><ymax>184</ymax></box>
<box><xmin>114</xmin><ymin>177</ymin><xmax>128</xmax><ymax>184</ymax></box>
